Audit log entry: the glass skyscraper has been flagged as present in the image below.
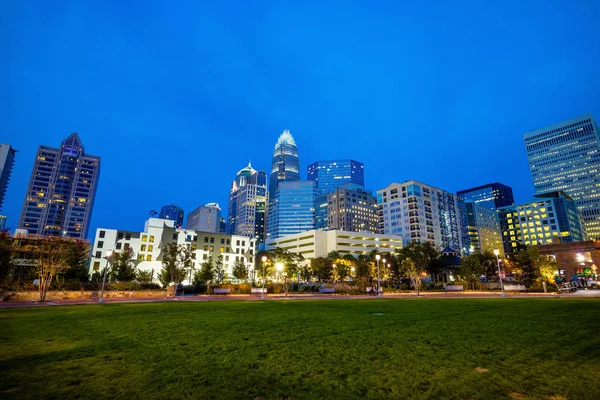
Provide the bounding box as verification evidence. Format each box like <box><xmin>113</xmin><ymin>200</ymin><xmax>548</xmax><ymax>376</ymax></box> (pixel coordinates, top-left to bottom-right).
<box><xmin>0</xmin><ymin>143</ymin><xmax>17</xmax><ymax>213</ymax></box>
<box><xmin>269</xmin><ymin>130</ymin><xmax>300</xmax><ymax>193</ymax></box>
<box><xmin>307</xmin><ymin>159</ymin><xmax>364</xmax><ymax>195</ymax></box>
<box><xmin>464</xmin><ymin>202</ymin><xmax>503</xmax><ymax>256</ymax></box>
<box><xmin>524</xmin><ymin>114</ymin><xmax>600</xmax><ymax>239</ymax></box>
<box><xmin>457</xmin><ymin>182</ymin><xmax>514</xmax><ymax>210</ymax></box>
<box><xmin>227</xmin><ymin>163</ymin><xmax>268</xmax><ymax>243</ymax></box>
<box><xmin>159</xmin><ymin>204</ymin><xmax>184</xmax><ymax>228</ymax></box>
<box><xmin>186</xmin><ymin>203</ymin><xmax>222</xmax><ymax>233</ymax></box>
<box><xmin>267</xmin><ymin>180</ymin><xmax>317</xmax><ymax>240</ymax></box>
<box><xmin>18</xmin><ymin>133</ymin><xmax>100</xmax><ymax>239</ymax></box>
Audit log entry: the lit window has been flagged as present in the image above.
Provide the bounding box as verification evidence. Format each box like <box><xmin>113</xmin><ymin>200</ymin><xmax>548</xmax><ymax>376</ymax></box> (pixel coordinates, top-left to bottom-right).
<box><xmin>146</xmin><ymin>255</ymin><xmax>152</xmax><ymax>261</ymax></box>
<box><xmin>149</xmin><ymin>236</ymin><xmax>155</xmax><ymax>243</ymax></box>
<box><xmin>142</xmin><ymin>235</ymin><xmax>147</xmax><ymax>242</ymax></box>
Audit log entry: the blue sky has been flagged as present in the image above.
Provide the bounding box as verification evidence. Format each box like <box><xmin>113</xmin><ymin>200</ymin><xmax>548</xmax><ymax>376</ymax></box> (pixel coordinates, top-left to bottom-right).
<box><xmin>1</xmin><ymin>0</ymin><xmax>599</xmax><ymax>238</ymax></box>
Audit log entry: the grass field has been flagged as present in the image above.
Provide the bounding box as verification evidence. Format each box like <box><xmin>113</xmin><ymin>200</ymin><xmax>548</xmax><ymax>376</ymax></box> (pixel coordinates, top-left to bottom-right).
<box><xmin>1</xmin><ymin>299</ymin><xmax>599</xmax><ymax>400</ymax></box>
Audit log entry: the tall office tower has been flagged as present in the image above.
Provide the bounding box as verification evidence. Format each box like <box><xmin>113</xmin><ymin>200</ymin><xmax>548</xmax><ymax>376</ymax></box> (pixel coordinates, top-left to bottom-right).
<box><xmin>227</xmin><ymin>163</ymin><xmax>268</xmax><ymax>243</ymax></box>
<box><xmin>327</xmin><ymin>184</ymin><xmax>378</xmax><ymax>233</ymax></box>
<box><xmin>186</xmin><ymin>203</ymin><xmax>222</xmax><ymax>233</ymax></box>
<box><xmin>18</xmin><ymin>133</ymin><xmax>100</xmax><ymax>239</ymax></box>
<box><xmin>464</xmin><ymin>202</ymin><xmax>503</xmax><ymax>256</ymax></box>
<box><xmin>498</xmin><ymin>191</ymin><xmax>586</xmax><ymax>255</ymax></box>
<box><xmin>219</xmin><ymin>217</ymin><xmax>226</xmax><ymax>233</ymax></box>
<box><xmin>457</xmin><ymin>183</ymin><xmax>514</xmax><ymax>210</ymax></box>
<box><xmin>269</xmin><ymin>130</ymin><xmax>300</xmax><ymax>193</ymax></box>
<box><xmin>306</xmin><ymin>159</ymin><xmax>365</xmax><ymax>195</ymax></box>
<box><xmin>377</xmin><ymin>180</ymin><xmax>465</xmax><ymax>252</ymax></box>
<box><xmin>524</xmin><ymin>114</ymin><xmax>600</xmax><ymax>239</ymax></box>
<box><xmin>159</xmin><ymin>204</ymin><xmax>184</xmax><ymax>227</ymax></box>
<box><xmin>266</xmin><ymin>180</ymin><xmax>316</xmax><ymax>240</ymax></box>
<box><xmin>315</xmin><ymin>194</ymin><xmax>329</xmax><ymax>230</ymax></box>
<box><xmin>0</xmin><ymin>144</ymin><xmax>17</xmax><ymax>212</ymax></box>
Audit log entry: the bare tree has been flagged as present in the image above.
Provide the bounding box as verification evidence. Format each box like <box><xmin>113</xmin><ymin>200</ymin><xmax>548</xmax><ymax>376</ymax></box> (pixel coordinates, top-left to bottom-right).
<box><xmin>35</xmin><ymin>237</ymin><xmax>72</xmax><ymax>302</ymax></box>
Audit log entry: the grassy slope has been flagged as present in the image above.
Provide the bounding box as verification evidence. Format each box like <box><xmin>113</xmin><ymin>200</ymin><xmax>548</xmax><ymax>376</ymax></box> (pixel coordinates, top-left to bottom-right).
<box><xmin>1</xmin><ymin>299</ymin><xmax>599</xmax><ymax>400</ymax></box>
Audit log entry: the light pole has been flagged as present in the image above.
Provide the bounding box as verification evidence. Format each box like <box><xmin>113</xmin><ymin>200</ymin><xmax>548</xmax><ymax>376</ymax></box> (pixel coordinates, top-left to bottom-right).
<box><xmin>276</xmin><ymin>262</ymin><xmax>284</xmax><ymax>282</ymax></box>
<box><xmin>493</xmin><ymin>249</ymin><xmax>505</xmax><ymax>298</ymax></box>
<box><xmin>99</xmin><ymin>250</ymin><xmax>113</xmax><ymax>303</ymax></box>
<box><xmin>375</xmin><ymin>254</ymin><xmax>382</xmax><ymax>298</ymax></box>
<box><xmin>261</xmin><ymin>256</ymin><xmax>267</xmax><ymax>300</ymax></box>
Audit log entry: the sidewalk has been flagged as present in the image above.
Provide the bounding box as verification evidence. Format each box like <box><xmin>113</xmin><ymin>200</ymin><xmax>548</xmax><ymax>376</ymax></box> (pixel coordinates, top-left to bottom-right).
<box><xmin>1</xmin><ymin>290</ymin><xmax>598</xmax><ymax>309</ymax></box>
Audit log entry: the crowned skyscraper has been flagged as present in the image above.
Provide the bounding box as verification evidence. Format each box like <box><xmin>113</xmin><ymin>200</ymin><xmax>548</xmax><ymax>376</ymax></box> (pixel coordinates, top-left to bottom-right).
<box><xmin>269</xmin><ymin>130</ymin><xmax>300</xmax><ymax>193</ymax></box>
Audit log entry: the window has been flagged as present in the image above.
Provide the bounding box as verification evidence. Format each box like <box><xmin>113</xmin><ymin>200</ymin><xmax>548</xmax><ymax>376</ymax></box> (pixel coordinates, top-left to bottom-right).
<box><xmin>220</xmin><ymin>247</ymin><xmax>225</xmax><ymax>253</ymax></box>
<box><xmin>225</xmin><ymin>255</ymin><xmax>229</xmax><ymax>261</ymax></box>
<box><xmin>242</xmin><ymin>241</ymin><xmax>245</xmax><ymax>246</ymax></box>
<box><xmin>210</xmin><ymin>237</ymin><xmax>214</xmax><ymax>244</ymax></box>
<box><xmin>116</xmin><ymin>242</ymin><xmax>122</xmax><ymax>250</ymax></box>
<box><xmin>203</xmin><ymin>254</ymin><xmax>208</xmax><ymax>260</ymax></box>
<box><xmin>97</xmin><ymin>241</ymin><xmax>104</xmax><ymax>249</ymax></box>
<box><xmin>148</xmin><ymin>245</ymin><xmax>153</xmax><ymax>252</ymax></box>
<box><xmin>221</xmin><ymin>238</ymin><xmax>225</xmax><ymax>244</ymax></box>
<box><xmin>126</xmin><ymin>233</ymin><xmax>131</xmax><ymax>240</ymax></box>
<box><xmin>141</xmin><ymin>244</ymin><xmax>146</xmax><ymax>251</ymax></box>
<box><xmin>138</xmin><ymin>254</ymin><xmax>144</xmax><ymax>261</ymax></box>
<box><xmin>117</xmin><ymin>232</ymin><xmax>124</xmax><ymax>240</ymax></box>
<box><xmin>146</xmin><ymin>255</ymin><xmax>152</xmax><ymax>261</ymax></box>
<box><xmin>95</xmin><ymin>251</ymin><xmax>101</xmax><ymax>258</ymax></box>
<box><xmin>204</xmin><ymin>237</ymin><xmax>209</xmax><ymax>243</ymax></box>
<box><xmin>149</xmin><ymin>235</ymin><xmax>155</xmax><ymax>243</ymax></box>
<box><xmin>236</xmin><ymin>240</ymin><xmax>240</xmax><ymax>246</ymax></box>
<box><xmin>209</xmin><ymin>246</ymin><xmax>214</xmax><ymax>252</ymax></box>
<box><xmin>93</xmin><ymin>261</ymin><xmax>100</xmax><ymax>271</ymax></box>
<box><xmin>227</xmin><ymin>239</ymin><xmax>231</xmax><ymax>245</ymax></box>
<box><xmin>226</xmin><ymin>247</ymin><xmax>230</xmax><ymax>253</ymax></box>
<box><xmin>142</xmin><ymin>234</ymin><xmax>147</xmax><ymax>242</ymax></box>
<box><xmin>99</xmin><ymin>230</ymin><xmax>105</xmax><ymax>238</ymax></box>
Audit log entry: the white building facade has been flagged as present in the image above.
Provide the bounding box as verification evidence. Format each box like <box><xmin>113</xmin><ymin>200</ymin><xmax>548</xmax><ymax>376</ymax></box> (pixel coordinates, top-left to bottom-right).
<box><xmin>89</xmin><ymin>218</ymin><xmax>256</xmax><ymax>284</ymax></box>
<box><xmin>377</xmin><ymin>180</ymin><xmax>466</xmax><ymax>253</ymax></box>
<box><xmin>266</xmin><ymin>229</ymin><xmax>403</xmax><ymax>260</ymax></box>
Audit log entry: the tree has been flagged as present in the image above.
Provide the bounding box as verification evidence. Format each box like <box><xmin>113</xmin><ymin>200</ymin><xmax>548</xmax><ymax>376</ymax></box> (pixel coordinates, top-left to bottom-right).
<box><xmin>397</xmin><ymin>242</ymin><xmax>439</xmax><ymax>277</ymax></box>
<box><xmin>355</xmin><ymin>254</ymin><xmax>374</xmax><ymax>285</ymax></box>
<box><xmin>311</xmin><ymin>257</ymin><xmax>334</xmax><ymax>283</ymax></box>
<box><xmin>197</xmin><ymin>260</ymin><xmax>215</xmax><ymax>284</ymax></box>
<box><xmin>232</xmin><ymin>258</ymin><xmax>249</xmax><ymax>282</ymax></box>
<box><xmin>0</xmin><ymin>230</ymin><xmax>14</xmax><ymax>286</ymax></box>
<box><xmin>110</xmin><ymin>247</ymin><xmax>137</xmax><ymax>282</ymax></box>
<box><xmin>61</xmin><ymin>239</ymin><xmax>90</xmax><ymax>282</ymax></box>
<box><xmin>460</xmin><ymin>254</ymin><xmax>487</xmax><ymax>290</ymax></box>
<box><xmin>159</xmin><ymin>243</ymin><xmax>189</xmax><ymax>287</ymax></box>
<box><xmin>34</xmin><ymin>237</ymin><xmax>72</xmax><ymax>302</ymax></box>
<box><xmin>511</xmin><ymin>246</ymin><xmax>557</xmax><ymax>287</ymax></box>
<box><xmin>136</xmin><ymin>269</ymin><xmax>153</xmax><ymax>283</ymax></box>
<box><xmin>214</xmin><ymin>255</ymin><xmax>225</xmax><ymax>284</ymax></box>
<box><xmin>401</xmin><ymin>257</ymin><xmax>423</xmax><ymax>295</ymax></box>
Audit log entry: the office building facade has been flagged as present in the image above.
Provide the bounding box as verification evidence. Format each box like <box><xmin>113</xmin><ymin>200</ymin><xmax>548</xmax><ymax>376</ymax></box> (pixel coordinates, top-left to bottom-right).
<box><xmin>377</xmin><ymin>181</ymin><xmax>465</xmax><ymax>252</ymax></box>
<box><xmin>267</xmin><ymin>180</ymin><xmax>316</xmax><ymax>240</ymax></box>
<box><xmin>307</xmin><ymin>159</ymin><xmax>364</xmax><ymax>195</ymax></box>
<box><xmin>524</xmin><ymin>114</ymin><xmax>600</xmax><ymax>239</ymax></box>
<box><xmin>498</xmin><ymin>191</ymin><xmax>586</xmax><ymax>255</ymax></box>
<box><xmin>457</xmin><ymin>182</ymin><xmax>514</xmax><ymax>210</ymax></box>
<box><xmin>227</xmin><ymin>163</ymin><xmax>268</xmax><ymax>243</ymax></box>
<box><xmin>18</xmin><ymin>133</ymin><xmax>100</xmax><ymax>239</ymax></box>
<box><xmin>464</xmin><ymin>202</ymin><xmax>503</xmax><ymax>256</ymax></box>
<box><xmin>159</xmin><ymin>204</ymin><xmax>184</xmax><ymax>227</ymax></box>
<box><xmin>327</xmin><ymin>184</ymin><xmax>378</xmax><ymax>233</ymax></box>
<box><xmin>186</xmin><ymin>203</ymin><xmax>222</xmax><ymax>233</ymax></box>
<box><xmin>89</xmin><ymin>218</ymin><xmax>256</xmax><ymax>284</ymax></box>
<box><xmin>0</xmin><ymin>144</ymin><xmax>17</xmax><ymax>212</ymax></box>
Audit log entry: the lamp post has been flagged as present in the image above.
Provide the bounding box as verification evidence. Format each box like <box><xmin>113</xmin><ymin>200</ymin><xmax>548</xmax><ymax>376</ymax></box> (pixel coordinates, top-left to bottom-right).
<box><xmin>375</xmin><ymin>254</ymin><xmax>382</xmax><ymax>298</ymax></box>
<box><xmin>261</xmin><ymin>256</ymin><xmax>267</xmax><ymax>300</ymax></box>
<box><xmin>493</xmin><ymin>249</ymin><xmax>505</xmax><ymax>298</ymax></box>
<box><xmin>276</xmin><ymin>262</ymin><xmax>284</xmax><ymax>282</ymax></box>
<box><xmin>99</xmin><ymin>250</ymin><xmax>113</xmax><ymax>303</ymax></box>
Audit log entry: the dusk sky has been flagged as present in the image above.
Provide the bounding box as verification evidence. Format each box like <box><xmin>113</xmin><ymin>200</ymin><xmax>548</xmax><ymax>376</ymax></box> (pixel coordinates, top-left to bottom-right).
<box><xmin>2</xmin><ymin>1</ymin><xmax>599</xmax><ymax>239</ymax></box>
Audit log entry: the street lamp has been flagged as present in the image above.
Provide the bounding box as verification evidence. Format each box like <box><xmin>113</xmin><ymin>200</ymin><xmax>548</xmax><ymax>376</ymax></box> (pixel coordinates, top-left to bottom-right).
<box><xmin>275</xmin><ymin>262</ymin><xmax>284</xmax><ymax>282</ymax></box>
<box><xmin>261</xmin><ymin>256</ymin><xmax>268</xmax><ymax>300</ymax></box>
<box><xmin>100</xmin><ymin>250</ymin><xmax>113</xmax><ymax>303</ymax></box>
<box><xmin>493</xmin><ymin>249</ymin><xmax>505</xmax><ymax>298</ymax></box>
<box><xmin>375</xmin><ymin>254</ymin><xmax>382</xmax><ymax>298</ymax></box>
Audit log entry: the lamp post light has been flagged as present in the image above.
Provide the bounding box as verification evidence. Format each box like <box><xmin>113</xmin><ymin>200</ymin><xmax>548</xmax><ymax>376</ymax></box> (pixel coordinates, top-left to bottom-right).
<box><xmin>99</xmin><ymin>250</ymin><xmax>113</xmax><ymax>303</ymax></box>
<box><xmin>261</xmin><ymin>256</ymin><xmax>267</xmax><ymax>300</ymax></box>
<box><xmin>275</xmin><ymin>262</ymin><xmax>284</xmax><ymax>282</ymax></box>
<box><xmin>375</xmin><ymin>254</ymin><xmax>382</xmax><ymax>298</ymax></box>
<box><xmin>493</xmin><ymin>249</ymin><xmax>505</xmax><ymax>298</ymax></box>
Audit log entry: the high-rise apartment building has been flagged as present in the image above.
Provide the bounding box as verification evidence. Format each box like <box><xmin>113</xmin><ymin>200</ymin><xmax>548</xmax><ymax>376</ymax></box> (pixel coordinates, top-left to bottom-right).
<box><xmin>159</xmin><ymin>204</ymin><xmax>184</xmax><ymax>227</ymax></box>
<box><xmin>457</xmin><ymin>183</ymin><xmax>514</xmax><ymax>210</ymax></box>
<box><xmin>269</xmin><ymin>130</ymin><xmax>300</xmax><ymax>193</ymax></box>
<box><xmin>464</xmin><ymin>202</ymin><xmax>503</xmax><ymax>256</ymax></box>
<box><xmin>377</xmin><ymin>181</ymin><xmax>465</xmax><ymax>252</ymax></box>
<box><xmin>227</xmin><ymin>163</ymin><xmax>268</xmax><ymax>243</ymax></box>
<box><xmin>0</xmin><ymin>144</ymin><xmax>17</xmax><ymax>213</ymax></box>
<box><xmin>186</xmin><ymin>203</ymin><xmax>222</xmax><ymax>233</ymax></box>
<box><xmin>498</xmin><ymin>191</ymin><xmax>586</xmax><ymax>255</ymax></box>
<box><xmin>307</xmin><ymin>159</ymin><xmax>364</xmax><ymax>195</ymax></box>
<box><xmin>18</xmin><ymin>133</ymin><xmax>100</xmax><ymax>239</ymax></box>
<box><xmin>327</xmin><ymin>184</ymin><xmax>378</xmax><ymax>233</ymax></box>
<box><xmin>524</xmin><ymin>114</ymin><xmax>600</xmax><ymax>239</ymax></box>
<box><xmin>267</xmin><ymin>180</ymin><xmax>316</xmax><ymax>240</ymax></box>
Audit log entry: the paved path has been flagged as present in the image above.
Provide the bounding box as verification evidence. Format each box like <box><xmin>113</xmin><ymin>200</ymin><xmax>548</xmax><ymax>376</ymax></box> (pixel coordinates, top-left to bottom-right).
<box><xmin>1</xmin><ymin>290</ymin><xmax>598</xmax><ymax>309</ymax></box>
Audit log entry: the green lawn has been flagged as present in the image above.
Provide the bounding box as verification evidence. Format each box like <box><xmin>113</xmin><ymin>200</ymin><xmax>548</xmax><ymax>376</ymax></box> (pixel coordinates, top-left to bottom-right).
<box><xmin>1</xmin><ymin>299</ymin><xmax>599</xmax><ymax>400</ymax></box>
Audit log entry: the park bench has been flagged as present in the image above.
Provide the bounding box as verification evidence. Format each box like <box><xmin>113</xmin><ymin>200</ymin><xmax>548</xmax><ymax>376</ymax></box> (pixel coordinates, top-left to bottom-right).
<box><xmin>251</xmin><ymin>288</ymin><xmax>267</xmax><ymax>294</ymax></box>
<box><xmin>319</xmin><ymin>288</ymin><xmax>335</xmax><ymax>294</ymax></box>
<box><xmin>504</xmin><ymin>284</ymin><xmax>526</xmax><ymax>292</ymax></box>
<box><xmin>365</xmin><ymin>287</ymin><xmax>381</xmax><ymax>295</ymax></box>
<box><xmin>213</xmin><ymin>288</ymin><xmax>231</xmax><ymax>295</ymax></box>
<box><xmin>444</xmin><ymin>285</ymin><xmax>464</xmax><ymax>292</ymax></box>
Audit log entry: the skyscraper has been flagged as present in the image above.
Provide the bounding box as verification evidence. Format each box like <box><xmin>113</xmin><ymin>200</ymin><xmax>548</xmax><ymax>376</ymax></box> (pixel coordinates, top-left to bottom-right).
<box><xmin>457</xmin><ymin>183</ymin><xmax>514</xmax><ymax>210</ymax></box>
<box><xmin>18</xmin><ymin>133</ymin><xmax>100</xmax><ymax>239</ymax></box>
<box><xmin>269</xmin><ymin>130</ymin><xmax>300</xmax><ymax>193</ymax></box>
<box><xmin>267</xmin><ymin>180</ymin><xmax>317</xmax><ymax>240</ymax></box>
<box><xmin>159</xmin><ymin>204</ymin><xmax>184</xmax><ymax>227</ymax></box>
<box><xmin>524</xmin><ymin>114</ymin><xmax>600</xmax><ymax>239</ymax></box>
<box><xmin>307</xmin><ymin>159</ymin><xmax>365</xmax><ymax>195</ymax></box>
<box><xmin>464</xmin><ymin>202</ymin><xmax>503</xmax><ymax>256</ymax></box>
<box><xmin>0</xmin><ymin>143</ymin><xmax>17</xmax><ymax>213</ymax></box>
<box><xmin>377</xmin><ymin>180</ymin><xmax>465</xmax><ymax>252</ymax></box>
<box><xmin>186</xmin><ymin>203</ymin><xmax>222</xmax><ymax>233</ymax></box>
<box><xmin>227</xmin><ymin>163</ymin><xmax>268</xmax><ymax>243</ymax></box>
<box><xmin>327</xmin><ymin>184</ymin><xmax>378</xmax><ymax>233</ymax></box>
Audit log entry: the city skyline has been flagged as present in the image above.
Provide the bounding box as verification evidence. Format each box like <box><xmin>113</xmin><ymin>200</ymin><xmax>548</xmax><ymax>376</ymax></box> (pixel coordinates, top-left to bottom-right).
<box><xmin>2</xmin><ymin>2</ymin><xmax>600</xmax><ymax>239</ymax></box>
